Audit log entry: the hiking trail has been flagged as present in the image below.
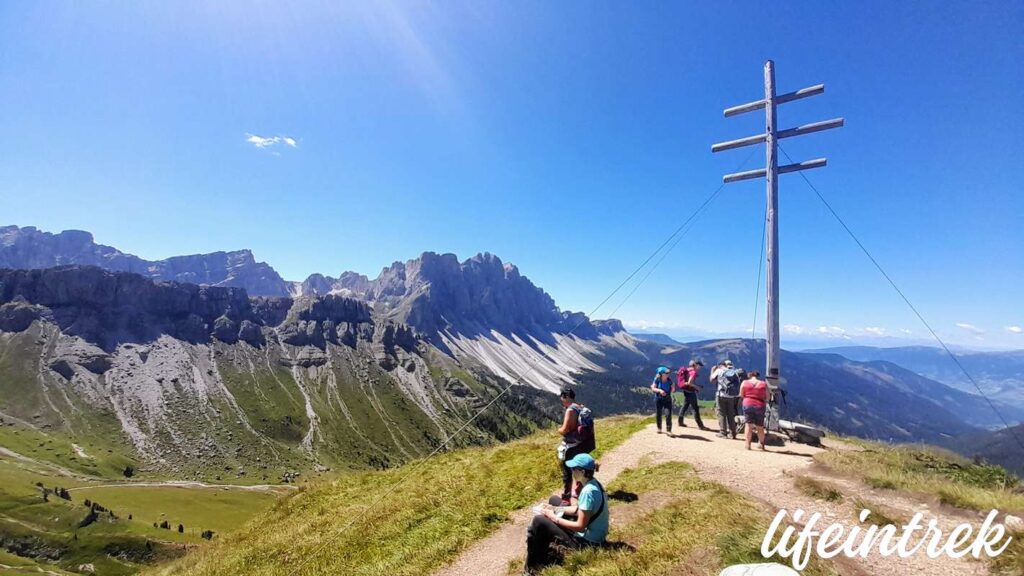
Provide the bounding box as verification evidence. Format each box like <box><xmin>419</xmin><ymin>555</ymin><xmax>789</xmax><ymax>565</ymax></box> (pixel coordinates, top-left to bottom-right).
<box><xmin>433</xmin><ymin>423</ymin><xmax>989</xmax><ymax>576</ymax></box>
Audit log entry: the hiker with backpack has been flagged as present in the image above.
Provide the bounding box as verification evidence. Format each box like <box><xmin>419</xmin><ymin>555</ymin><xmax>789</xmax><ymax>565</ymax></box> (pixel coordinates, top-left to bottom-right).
<box><xmin>650</xmin><ymin>366</ymin><xmax>674</xmax><ymax>435</ymax></box>
<box><xmin>556</xmin><ymin>386</ymin><xmax>595</xmax><ymax>504</ymax></box>
<box><xmin>715</xmin><ymin>359</ymin><xmax>744</xmax><ymax>439</ymax></box>
<box><xmin>741</xmin><ymin>370</ymin><xmax>769</xmax><ymax>450</ymax></box>
<box><xmin>525</xmin><ymin>453</ymin><xmax>608</xmax><ymax>574</ymax></box>
<box><xmin>676</xmin><ymin>360</ymin><xmax>707</xmax><ymax>430</ymax></box>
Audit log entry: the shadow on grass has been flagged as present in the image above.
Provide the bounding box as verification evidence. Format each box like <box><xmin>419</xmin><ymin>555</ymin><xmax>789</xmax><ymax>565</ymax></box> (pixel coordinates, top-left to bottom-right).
<box><xmin>607</xmin><ymin>490</ymin><xmax>638</xmax><ymax>503</ymax></box>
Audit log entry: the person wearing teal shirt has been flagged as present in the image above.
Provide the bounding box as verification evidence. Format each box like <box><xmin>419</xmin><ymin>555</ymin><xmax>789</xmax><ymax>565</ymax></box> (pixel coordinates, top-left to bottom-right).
<box><xmin>525</xmin><ymin>453</ymin><xmax>608</xmax><ymax>574</ymax></box>
<box><xmin>650</xmin><ymin>366</ymin><xmax>674</xmax><ymax>434</ymax></box>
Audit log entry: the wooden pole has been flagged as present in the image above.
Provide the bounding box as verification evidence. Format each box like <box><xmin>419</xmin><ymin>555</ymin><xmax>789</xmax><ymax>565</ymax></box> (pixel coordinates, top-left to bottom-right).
<box><xmin>765</xmin><ymin>61</ymin><xmax>781</xmax><ymax>386</ymax></box>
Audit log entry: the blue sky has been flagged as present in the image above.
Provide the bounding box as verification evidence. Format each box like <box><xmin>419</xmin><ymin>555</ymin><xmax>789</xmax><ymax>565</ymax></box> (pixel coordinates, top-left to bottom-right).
<box><xmin>2</xmin><ymin>1</ymin><xmax>1022</xmax><ymax>349</ymax></box>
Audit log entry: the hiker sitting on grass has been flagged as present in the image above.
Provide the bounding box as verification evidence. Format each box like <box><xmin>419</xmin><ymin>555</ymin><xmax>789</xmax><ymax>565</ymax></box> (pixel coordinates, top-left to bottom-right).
<box><xmin>526</xmin><ymin>453</ymin><xmax>608</xmax><ymax>574</ymax></box>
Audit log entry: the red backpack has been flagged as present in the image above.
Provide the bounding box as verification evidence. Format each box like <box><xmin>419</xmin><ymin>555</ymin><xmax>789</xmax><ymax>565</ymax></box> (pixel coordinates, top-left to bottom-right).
<box><xmin>677</xmin><ymin>367</ymin><xmax>694</xmax><ymax>390</ymax></box>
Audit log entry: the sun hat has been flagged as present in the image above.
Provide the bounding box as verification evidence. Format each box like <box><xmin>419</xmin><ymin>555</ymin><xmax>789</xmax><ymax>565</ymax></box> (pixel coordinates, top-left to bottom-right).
<box><xmin>724</xmin><ymin>360</ymin><xmax>734</xmax><ymax>368</ymax></box>
<box><xmin>656</xmin><ymin>366</ymin><xmax>670</xmax><ymax>374</ymax></box>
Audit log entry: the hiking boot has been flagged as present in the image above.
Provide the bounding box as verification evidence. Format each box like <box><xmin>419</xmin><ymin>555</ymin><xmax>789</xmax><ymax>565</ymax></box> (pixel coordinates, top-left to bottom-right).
<box><xmin>656</xmin><ymin>429</ymin><xmax>663</xmax><ymax>434</ymax></box>
<box><xmin>679</xmin><ymin>421</ymin><xmax>688</xmax><ymax>427</ymax></box>
<box><xmin>699</xmin><ymin>425</ymin><xmax>709</xmax><ymax>431</ymax></box>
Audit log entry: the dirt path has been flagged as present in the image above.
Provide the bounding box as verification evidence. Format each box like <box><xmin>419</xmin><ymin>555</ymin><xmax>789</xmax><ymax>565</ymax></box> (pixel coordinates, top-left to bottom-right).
<box><xmin>433</xmin><ymin>423</ymin><xmax>989</xmax><ymax>576</ymax></box>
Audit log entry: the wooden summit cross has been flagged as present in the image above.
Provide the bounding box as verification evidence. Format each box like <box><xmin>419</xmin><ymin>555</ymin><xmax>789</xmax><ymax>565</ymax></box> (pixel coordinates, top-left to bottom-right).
<box><xmin>711</xmin><ymin>60</ymin><xmax>843</xmax><ymax>428</ymax></box>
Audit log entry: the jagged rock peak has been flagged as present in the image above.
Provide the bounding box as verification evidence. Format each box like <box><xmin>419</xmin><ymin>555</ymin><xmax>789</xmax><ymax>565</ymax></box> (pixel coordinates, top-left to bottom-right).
<box><xmin>0</xmin><ymin>225</ymin><xmax>290</xmax><ymax>297</ymax></box>
<box><xmin>0</xmin><ymin>266</ymin><xmax>387</xmax><ymax>351</ymax></box>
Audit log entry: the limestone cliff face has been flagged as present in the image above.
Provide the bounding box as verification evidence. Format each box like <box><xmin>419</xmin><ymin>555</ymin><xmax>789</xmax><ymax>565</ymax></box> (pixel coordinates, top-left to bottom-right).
<box><xmin>0</xmin><ymin>225</ymin><xmax>291</xmax><ymax>296</ymax></box>
<box><xmin>0</xmin><ymin>228</ymin><xmax>637</xmax><ymax>479</ymax></box>
<box><xmin>298</xmin><ymin>252</ymin><xmax>617</xmax><ymax>341</ymax></box>
<box><xmin>0</xmin><ymin>266</ymin><xmax>565</xmax><ymax>477</ymax></box>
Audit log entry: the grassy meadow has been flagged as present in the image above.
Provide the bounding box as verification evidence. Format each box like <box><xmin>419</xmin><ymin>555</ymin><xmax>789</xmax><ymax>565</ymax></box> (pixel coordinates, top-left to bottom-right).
<box><xmin>0</xmin><ymin>451</ymin><xmax>282</xmax><ymax>576</ymax></box>
<box><xmin>147</xmin><ymin>415</ymin><xmax>652</xmax><ymax>576</ymax></box>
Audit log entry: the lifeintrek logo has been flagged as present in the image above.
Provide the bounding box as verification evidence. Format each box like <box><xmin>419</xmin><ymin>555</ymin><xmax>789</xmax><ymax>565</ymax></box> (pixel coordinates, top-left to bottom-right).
<box><xmin>761</xmin><ymin>508</ymin><xmax>1014</xmax><ymax>571</ymax></box>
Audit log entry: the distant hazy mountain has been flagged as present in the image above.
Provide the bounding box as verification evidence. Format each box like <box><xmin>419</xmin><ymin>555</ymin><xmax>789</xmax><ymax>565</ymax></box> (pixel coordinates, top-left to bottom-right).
<box><xmin>804</xmin><ymin>345</ymin><xmax>1024</xmax><ymax>411</ymax></box>
<box><xmin>1</xmin><ymin>225</ymin><xmax>291</xmax><ymax>296</ymax></box>
<box><xmin>576</xmin><ymin>338</ymin><xmax>997</xmax><ymax>445</ymax></box>
<box><xmin>629</xmin><ymin>332</ymin><xmax>682</xmax><ymax>345</ymax></box>
<box><xmin>945</xmin><ymin>424</ymin><xmax>1024</xmax><ymax>477</ymax></box>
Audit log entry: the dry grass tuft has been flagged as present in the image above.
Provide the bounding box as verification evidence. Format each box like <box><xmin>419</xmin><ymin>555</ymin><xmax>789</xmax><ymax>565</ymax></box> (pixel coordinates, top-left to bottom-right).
<box><xmin>817</xmin><ymin>441</ymin><xmax>1024</xmax><ymax>513</ymax></box>
<box><xmin>793</xmin><ymin>476</ymin><xmax>844</xmax><ymax>502</ymax></box>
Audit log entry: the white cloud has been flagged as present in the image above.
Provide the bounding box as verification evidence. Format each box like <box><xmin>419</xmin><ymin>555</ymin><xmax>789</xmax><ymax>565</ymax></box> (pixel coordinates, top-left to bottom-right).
<box><xmin>955</xmin><ymin>323</ymin><xmax>985</xmax><ymax>336</ymax></box>
<box><xmin>246</xmin><ymin>133</ymin><xmax>299</xmax><ymax>151</ymax></box>
<box><xmin>783</xmin><ymin>324</ymin><xmax>806</xmax><ymax>335</ymax></box>
<box><xmin>816</xmin><ymin>326</ymin><xmax>848</xmax><ymax>337</ymax></box>
<box><xmin>862</xmin><ymin>327</ymin><xmax>886</xmax><ymax>337</ymax></box>
<box><xmin>1007</xmin><ymin>326</ymin><xmax>1023</xmax><ymax>334</ymax></box>
<box><xmin>899</xmin><ymin>328</ymin><xmax>913</xmax><ymax>335</ymax></box>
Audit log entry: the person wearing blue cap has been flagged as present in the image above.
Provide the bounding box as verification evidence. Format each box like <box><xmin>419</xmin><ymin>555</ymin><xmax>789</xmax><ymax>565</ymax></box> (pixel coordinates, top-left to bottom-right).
<box><xmin>525</xmin><ymin>453</ymin><xmax>608</xmax><ymax>574</ymax></box>
<box><xmin>650</xmin><ymin>366</ymin><xmax>674</xmax><ymax>435</ymax></box>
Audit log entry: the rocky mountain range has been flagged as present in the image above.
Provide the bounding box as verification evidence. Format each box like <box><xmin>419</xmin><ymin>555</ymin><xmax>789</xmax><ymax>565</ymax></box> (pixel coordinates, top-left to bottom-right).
<box><xmin>0</xmin><ymin>265</ymin><xmax>577</xmax><ymax>480</ymax></box>
<box><xmin>2</xmin><ymin>224</ymin><xmax>1021</xmax><ymax>480</ymax></box>
<box><xmin>1</xmin><ymin>225</ymin><xmax>292</xmax><ymax>296</ymax></box>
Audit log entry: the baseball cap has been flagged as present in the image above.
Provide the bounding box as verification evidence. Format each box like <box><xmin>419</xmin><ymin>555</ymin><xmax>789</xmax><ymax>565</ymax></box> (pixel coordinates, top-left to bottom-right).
<box><xmin>564</xmin><ymin>453</ymin><xmax>597</xmax><ymax>471</ymax></box>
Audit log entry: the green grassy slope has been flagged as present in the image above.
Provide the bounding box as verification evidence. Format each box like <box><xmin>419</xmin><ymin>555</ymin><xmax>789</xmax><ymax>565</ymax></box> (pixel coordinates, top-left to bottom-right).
<box><xmin>816</xmin><ymin>440</ymin><xmax>1024</xmax><ymax>513</ymax></box>
<box><xmin>147</xmin><ymin>416</ymin><xmax>651</xmax><ymax>576</ymax></box>
<box><xmin>0</xmin><ymin>456</ymin><xmax>281</xmax><ymax>576</ymax></box>
<box><xmin>0</xmin><ymin>327</ymin><xmax>559</xmax><ymax>484</ymax></box>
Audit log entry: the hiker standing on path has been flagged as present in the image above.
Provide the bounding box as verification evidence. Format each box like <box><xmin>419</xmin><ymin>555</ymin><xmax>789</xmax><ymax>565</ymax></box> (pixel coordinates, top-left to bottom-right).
<box><xmin>525</xmin><ymin>453</ymin><xmax>608</xmax><ymax>575</ymax></box>
<box><xmin>556</xmin><ymin>386</ymin><xmax>595</xmax><ymax>504</ymax></box>
<box><xmin>676</xmin><ymin>360</ymin><xmax>707</xmax><ymax>430</ymax></box>
<box><xmin>741</xmin><ymin>371</ymin><xmax>769</xmax><ymax>451</ymax></box>
<box><xmin>650</xmin><ymin>366</ymin><xmax>674</xmax><ymax>435</ymax></box>
<box><xmin>715</xmin><ymin>360</ymin><xmax>744</xmax><ymax>439</ymax></box>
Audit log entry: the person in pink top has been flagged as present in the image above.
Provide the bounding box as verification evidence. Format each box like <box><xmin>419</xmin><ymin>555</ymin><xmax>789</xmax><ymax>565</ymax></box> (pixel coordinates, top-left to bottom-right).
<box><xmin>740</xmin><ymin>371</ymin><xmax>768</xmax><ymax>451</ymax></box>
